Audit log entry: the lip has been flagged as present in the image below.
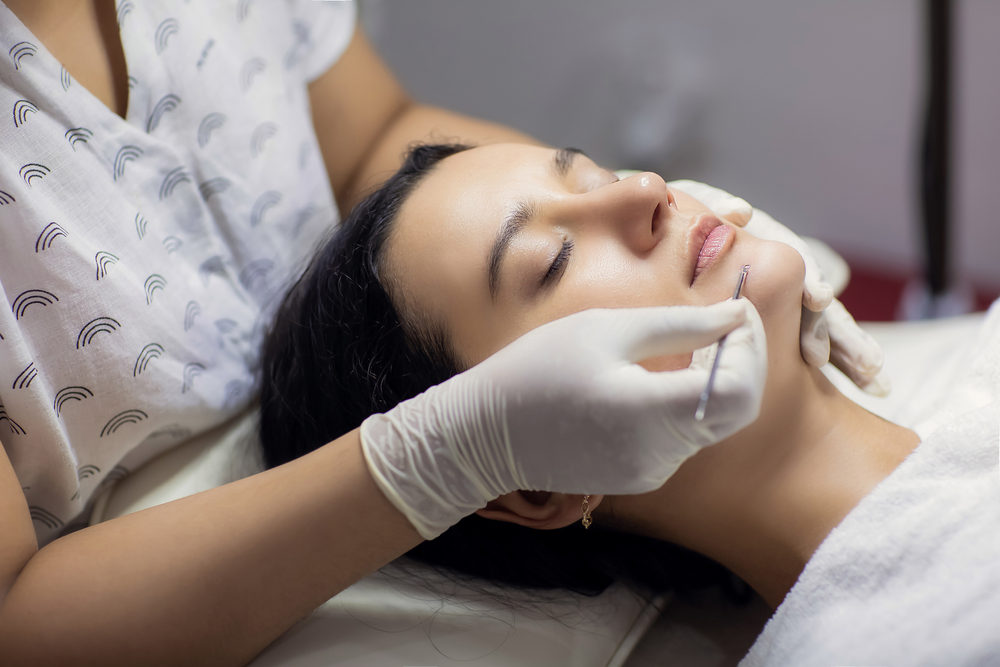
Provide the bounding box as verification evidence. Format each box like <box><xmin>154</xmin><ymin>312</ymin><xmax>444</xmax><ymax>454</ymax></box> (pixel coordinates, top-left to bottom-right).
<box><xmin>687</xmin><ymin>214</ymin><xmax>734</xmax><ymax>285</ymax></box>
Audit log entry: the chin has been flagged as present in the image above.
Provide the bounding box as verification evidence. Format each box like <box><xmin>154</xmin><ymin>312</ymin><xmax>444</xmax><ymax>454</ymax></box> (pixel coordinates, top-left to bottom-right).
<box><xmin>731</xmin><ymin>237</ymin><xmax>806</xmax><ymax>355</ymax></box>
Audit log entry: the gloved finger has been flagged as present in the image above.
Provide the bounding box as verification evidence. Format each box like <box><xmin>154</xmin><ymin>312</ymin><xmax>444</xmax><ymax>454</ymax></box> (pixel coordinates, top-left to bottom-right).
<box><xmin>741</xmin><ymin>208</ymin><xmax>832</xmax><ymax>312</ymax></box>
<box><xmin>855</xmin><ymin>368</ymin><xmax>892</xmax><ymax>397</ymax></box>
<box><xmin>802</xmin><ymin>278</ymin><xmax>834</xmax><ymax>312</ymax></box>
<box><xmin>793</xmin><ymin>235</ymin><xmax>832</xmax><ymax>312</ymax></box>
<box><xmin>613</xmin><ymin>300</ymin><xmax>766</xmax><ymax>427</ymax></box>
<box><xmin>799</xmin><ymin>307</ymin><xmax>831</xmax><ymax>367</ymax></box>
<box><xmin>824</xmin><ymin>299</ymin><xmax>884</xmax><ymax>376</ymax></box>
<box><xmin>828</xmin><ymin>350</ymin><xmax>889</xmax><ymax>395</ymax></box>
<box><xmin>668</xmin><ymin>179</ymin><xmax>753</xmax><ymax>227</ymax></box>
<box><xmin>829</xmin><ymin>333</ymin><xmax>889</xmax><ymax>395</ymax></box>
<box><xmin>615</xmin><ymin>300</ymin><xmax>750</xmax><ymax>362</ymax></box>
<box><xmin>686</xmin><ymin>301</ymin><xmax>768</xmax><ymax>439</ymax></box>
<box><xmin>702</xmin><ymin>300</ymin><xmax>767</xmax><ymax>392</ymax></box>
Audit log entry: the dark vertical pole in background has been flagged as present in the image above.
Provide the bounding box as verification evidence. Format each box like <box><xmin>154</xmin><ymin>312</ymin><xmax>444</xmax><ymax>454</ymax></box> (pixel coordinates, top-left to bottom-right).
<box><xmin>921</xmin><ymin>0</ymin><xmax>952</xmax><ymax>297</ymax></box>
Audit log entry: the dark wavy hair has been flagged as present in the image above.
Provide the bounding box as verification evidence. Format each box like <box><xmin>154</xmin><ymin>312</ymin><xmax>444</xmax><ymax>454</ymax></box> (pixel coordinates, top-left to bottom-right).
<box><xmin>258</xmin><ymin>144</ymin><xmax>738</xmax><ymax>598</ymax></box>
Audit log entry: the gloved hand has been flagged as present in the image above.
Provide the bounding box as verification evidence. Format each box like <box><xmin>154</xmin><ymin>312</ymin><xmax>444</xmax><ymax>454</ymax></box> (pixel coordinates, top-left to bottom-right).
<box><xmin>668</xmin><ymin>179</ymin><xmax>889</xmax><ymax>396</ymax></box>
<box><xmin>362</xmin><ymin>299</ymin><xmax>766</xmax><ymax>539</ymax></box>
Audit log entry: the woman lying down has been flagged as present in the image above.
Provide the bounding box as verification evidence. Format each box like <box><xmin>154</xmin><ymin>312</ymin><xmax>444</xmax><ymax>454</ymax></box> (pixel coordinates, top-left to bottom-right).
<box><xmin>258</xmin><ymin>143</ymin><xmax>1000</xmax><ymax>665</ymax></box>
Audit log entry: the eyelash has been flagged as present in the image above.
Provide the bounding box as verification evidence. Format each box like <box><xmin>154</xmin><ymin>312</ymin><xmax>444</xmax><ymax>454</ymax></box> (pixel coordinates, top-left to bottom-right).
<box><xmin>542</xmin><ymin>238</ymin><xmax>574</xmax><ymax>286</ymax></box>
<box><xmin>536</xmin><ymin>167</ymin><xmax>610</xmax><ymax>289</ymax></box>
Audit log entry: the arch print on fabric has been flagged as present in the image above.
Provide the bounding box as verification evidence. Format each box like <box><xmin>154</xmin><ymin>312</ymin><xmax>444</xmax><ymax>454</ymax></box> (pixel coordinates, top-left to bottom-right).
<box><xmin>29</xmin><ymin>506</ymin><xmax>62</xmax><ymax>531</ymax></box>
<box><xmin>35</xmin><ymin>222</ymin><xmax>67</xmax><ymax>252</ymax></box>
<box><xmin>181</xmin><ymin>362</ymin><xmax>205</xmax><ymax>394</ymax></box>
<box><xmin>250</xmin><ymin>190</ymin><xmax>281</xmax><ymax>227</ymax></box>
<box><xmin>239</xmin><ymin>258</ymin><xmax>272</xmax><ymax>291</ymax></box>
<box><xmin>154</xmin><ymin>18</ymin><xmax>179</xmax><ymax>55</ymax></box>
<box><xmin>158</xmin><ymin>167</ymin><xmax>190</xmax><ymax>200</ymax></box>
<box><xmin>143</xmin><ymin>274</ymin><xmax>167</xmax><ymax>304</ymax></box>
<box><xmin>12</xmin><ymin>362</ymin><xmax>38</xmax><ymax>390</ymax></box>
<box><xmin>1</xmin><ymin>0</ymin><xmax>353</xmax><ymax>547</ymax></box>
<box><xmin>249</xmin><ymin>121</ymin><xmax>277</xmax><ymax>157</ymax></box>
<box><xmin>64</xmin><ymin>126</ymin><xmax>93</xmax><ymax>150</ymax></box>
<box><xmin>77</xmin><ymin>464</ymin><xmax>100</xmax><ymax>480</ymax></box>
<box><xmin>133</xmin><ymin>343</ymin><xmax>165</xmax><ymax>377</ymax></box>
<box><xmin>198</xmin><ymin>177</ymin><xmax>230</xmax><ymax>201</ymax></box>
<box><xmin>11</xmin><ymin>289</ymin><xmax>59</xmax><ymax>320</ymax></box>
<box><xmin>196</xmin><ymin>112</ymin><xmax>226</xmax><ymax>148</ymax></box>
<box><xmin>113</xmin><ymin>145</ymin><xmax>143</xmax><ymax>181</ymax></box>
<box><xmin>76</xmin><ymin>317</ymin><xmax>122</xmax><ymax>349</ymax></box>
<box><xmin>240</xmin><ymin>57</ymin><xmax>266</xmax><ymax>91</ymax></box>
<box><xmin>95</xmin><ymin>251</ymin><xmax>120</xmax><ymax>280</ymax></box>
<box><xmin>53</xmin><ymin>386</ymin><xmax>95</xmax><ymax>417</ymax></box>
<box><xmin>99</xmin><ymin>409</ymin><xmax>149</xmax><ymax>438</ymax></box>
<box><xmin>146</xmin><ymin>93</ymin><xmax>181</xmax><ymax>133</ymax></box>
<box><xmin>19</xmin><ymin>162</ymin><xmax>50</xmax><ymax>187</ymax></box>
<box><xmin>8</xmin><ymin>40</ymin><xmax>37</xmax><ymax>69</ymax></box>
<box><xmin>134</xmin><ymin>212</ymin><xmax>149</xmax><ymax>240</ymax></box>
<box><xmin>183</xmin><ymin>301</ymin><xmax>201</xmax><ymax>331</ymax></box>
<box><xmin>0</xmin><ymin>403</ymin><xmax>26</xmax><ymax>435</ymax></box>
<box><xmin>12</xmin><ymin>98</ymin><xmax>38</xmax><ymax>127</ymax></box>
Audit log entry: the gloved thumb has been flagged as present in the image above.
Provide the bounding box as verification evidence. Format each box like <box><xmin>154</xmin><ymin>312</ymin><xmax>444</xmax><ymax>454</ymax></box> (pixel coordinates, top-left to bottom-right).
<box><xmin>668</xmin><ymin>179</ymin><xmax>753</xmax><ymax>227</ymax></box>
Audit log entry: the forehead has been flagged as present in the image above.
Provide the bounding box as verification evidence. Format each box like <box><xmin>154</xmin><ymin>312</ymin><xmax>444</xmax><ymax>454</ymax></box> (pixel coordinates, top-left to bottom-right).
<box><xmin>403</xmin><ymin>143</ymin><xmax>556</xmax><ymax>225</ymax></box>
<box><xmin>384</xmin><ymin>143</ymin><xmax>555</xmax><ymax>362</ymax></box>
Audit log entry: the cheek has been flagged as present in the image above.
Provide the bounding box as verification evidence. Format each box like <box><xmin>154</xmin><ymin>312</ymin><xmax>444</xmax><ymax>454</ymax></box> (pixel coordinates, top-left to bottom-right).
<box><xmin>511</xmin><ymin>262</ymin><xmax>670</xmax><ymax>334</ymax></box>
<box><xmin>472</xmin><ymin>242</ymin><xmax>699</xmax><ymax>363</ymax></box>
<box><xmin>560</xmin><ymin>244</ymin><xmax>695</xmax><ymax>315</ymax></box>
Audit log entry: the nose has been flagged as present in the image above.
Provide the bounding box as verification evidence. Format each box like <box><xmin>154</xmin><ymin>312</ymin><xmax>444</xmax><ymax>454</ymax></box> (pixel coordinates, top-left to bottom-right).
<box><xmin>552</xmin><ymin>171</ymin><xmax>670</xmax><ymax>254</ymax></box>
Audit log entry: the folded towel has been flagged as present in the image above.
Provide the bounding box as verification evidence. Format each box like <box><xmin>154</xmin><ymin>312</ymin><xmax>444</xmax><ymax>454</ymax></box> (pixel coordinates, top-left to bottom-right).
<box><xmin>742</xmin><ymin>300</ymin><xmax>1000</xmax><ymax>666</ymax></box>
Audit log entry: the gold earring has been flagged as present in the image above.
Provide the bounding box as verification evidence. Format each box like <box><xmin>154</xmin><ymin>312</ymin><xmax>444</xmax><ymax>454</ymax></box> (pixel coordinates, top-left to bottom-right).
<box><xmin>581</xmin><ymin>495</ymin><xmax>593</xmax><ymax>529</ymax></box>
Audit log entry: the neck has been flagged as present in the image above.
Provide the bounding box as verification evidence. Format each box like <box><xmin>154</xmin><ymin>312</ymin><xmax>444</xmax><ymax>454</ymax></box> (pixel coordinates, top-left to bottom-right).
<box><xmin>4</xmin><ymin>1</ymin><xmax>89</xmax><ymax>33</ymax></box>
<box><xmin>600</xmin><ymin>362</ymin><xmax>918</xmax><ymax>608</ymax></box>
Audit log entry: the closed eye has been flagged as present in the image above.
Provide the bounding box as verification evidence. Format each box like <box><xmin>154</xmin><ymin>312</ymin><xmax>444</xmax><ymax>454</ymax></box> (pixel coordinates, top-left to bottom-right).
<box><xmin>541</xmin><ymin>238</ymin><xmax>573</xmax><ymax>287</ymax></box>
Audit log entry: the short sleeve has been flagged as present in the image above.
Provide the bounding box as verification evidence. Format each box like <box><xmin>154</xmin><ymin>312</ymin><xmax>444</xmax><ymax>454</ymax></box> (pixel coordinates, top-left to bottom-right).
<box><xmin>285</xmin><ymin>0</ymin><xmax>358</xmax><ymax>82</ymax></box>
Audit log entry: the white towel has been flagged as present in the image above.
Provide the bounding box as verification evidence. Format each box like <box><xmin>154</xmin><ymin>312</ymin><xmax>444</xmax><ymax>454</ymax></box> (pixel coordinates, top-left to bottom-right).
<box><xmin>742</xmin><ymin>300</ymin><xmax>1000</xmax><ymax>666</ymax></box>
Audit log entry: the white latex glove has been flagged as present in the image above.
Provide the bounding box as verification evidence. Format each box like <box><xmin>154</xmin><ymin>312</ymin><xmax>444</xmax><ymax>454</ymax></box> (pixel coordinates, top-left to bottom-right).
<box><xmin>362</xmin><ymin>299</ymin><xmax>766</xmax><ymax>539</ymax></box>
<box><xmin>668</xmin><ymin>179</ymin><xmax>889</xmax><ymax>396</ymax></box>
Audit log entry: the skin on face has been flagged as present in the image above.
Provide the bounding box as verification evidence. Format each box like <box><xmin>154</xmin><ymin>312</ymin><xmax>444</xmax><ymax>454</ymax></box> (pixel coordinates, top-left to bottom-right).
<box><xmin>386</xmin><ymin>143</ymin><xmax>804</xmax><ymax>370</ymax></box>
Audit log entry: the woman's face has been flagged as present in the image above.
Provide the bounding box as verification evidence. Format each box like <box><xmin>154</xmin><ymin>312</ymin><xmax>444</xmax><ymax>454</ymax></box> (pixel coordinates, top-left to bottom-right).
<box><xmin>386</xmin><ymin>143</ymin><xmax>804</xmax><ymax>369</ymax></box>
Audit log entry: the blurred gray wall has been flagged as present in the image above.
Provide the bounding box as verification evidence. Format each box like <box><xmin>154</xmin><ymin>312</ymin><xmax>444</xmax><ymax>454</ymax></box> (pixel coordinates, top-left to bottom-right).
<box><xmin>361</xmin><ymin>1</ymin><xmax>1000</xmax><ymax>286</ymax></box>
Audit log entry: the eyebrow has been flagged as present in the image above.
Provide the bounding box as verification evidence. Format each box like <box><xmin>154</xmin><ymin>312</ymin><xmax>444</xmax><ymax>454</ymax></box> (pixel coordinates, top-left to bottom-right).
<box><xmin>553</xmin><ymin>146</ymin><xmax>586</xmax><ymax>177</ymax></box>
<box><xmin>487</xmin><ymin>147</ymin><xmax>586</xmax><ymax>300</ymax></box>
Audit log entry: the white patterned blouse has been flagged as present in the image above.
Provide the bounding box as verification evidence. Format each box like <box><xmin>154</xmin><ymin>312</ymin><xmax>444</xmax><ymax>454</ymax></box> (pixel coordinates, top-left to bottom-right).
<box><xmin>0</xmin><ymin>0</ymin><xmax>356</xmax><ymax>544</ymax></box>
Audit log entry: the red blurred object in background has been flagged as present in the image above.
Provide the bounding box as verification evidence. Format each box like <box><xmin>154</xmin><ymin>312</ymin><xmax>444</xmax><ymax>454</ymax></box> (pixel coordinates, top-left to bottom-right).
<box><xmin>839</xmin><ymin>260</ymin><xmax>1000</xmax><ymax>322</ymax></box>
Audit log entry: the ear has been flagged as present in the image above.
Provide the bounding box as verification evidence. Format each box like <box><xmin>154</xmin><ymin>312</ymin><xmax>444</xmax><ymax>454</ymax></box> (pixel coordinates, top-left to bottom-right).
<box><xmin>476</xmin><ymin>491</ymin><xmax>604</xmax><ymax>530</ymax></box>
